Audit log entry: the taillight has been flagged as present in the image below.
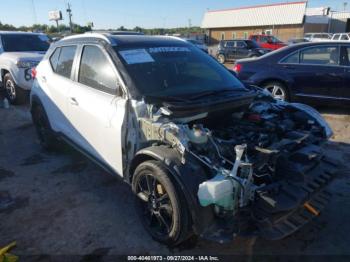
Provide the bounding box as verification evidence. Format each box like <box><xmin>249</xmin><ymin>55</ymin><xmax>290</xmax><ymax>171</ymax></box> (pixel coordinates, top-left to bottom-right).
<box><xmin>31</xmin><ymin>67</ymin><xmax>37</xmax><ymax>79</ymax></box>
<box><xmin>233</xmin><ymin>63</ymin><xmax>242</xmax><ymax>73</ymax></box>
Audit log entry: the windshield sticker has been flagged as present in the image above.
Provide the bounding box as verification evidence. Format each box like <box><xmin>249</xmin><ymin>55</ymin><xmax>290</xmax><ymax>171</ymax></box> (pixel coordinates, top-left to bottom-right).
<box><xmin>119</xmin><ymin>49</ymin><xmax>155</xmax><ymax>64</ymax></box>
<box><xmin>148</xmin><ymin>47</ymin><xmax>191</xmax><ymax>53</ymax></box>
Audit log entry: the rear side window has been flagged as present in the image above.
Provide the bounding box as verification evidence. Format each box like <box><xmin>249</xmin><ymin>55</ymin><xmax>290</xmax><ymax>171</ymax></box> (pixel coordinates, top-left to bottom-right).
<box><xmin>300</xmin><ymin>46</ymin><xmax>339</xmax><ymax>65</ymax></box>
<box><xmin>236</xmin><ymin>41</ymin><xmax>246</xmax><ymax>48</ymax></box>
<box><xmin>55</xmin><ymin>46</ymin><xmax>77</xmax><ymax>78</ymax></box>
<box><xmin>78</xmin><ymin>45</ymin><xmax>117</xmax><ymax>92</ymax></box>
<box><xmin>281</xmin><ymin>52</ymin><xmax>299</xmax><ymax>64</ymax></box>
<box><xmin>49</xmin><ymin>47</ymin><xmax>61</xmax><ymax>71</ymax></box>
<box><xmin>225</xmin><ymin>41</ymin><xmax>235</xmax><ymax>47</ymax></box>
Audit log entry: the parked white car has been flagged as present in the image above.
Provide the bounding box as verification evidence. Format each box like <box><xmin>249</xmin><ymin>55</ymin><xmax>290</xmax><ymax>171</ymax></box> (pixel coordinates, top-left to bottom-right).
<box><xmin>304</xmin><ymin>33</ymin><xmax>332</xmax><ymax>42</ymax></box>
<box><xmin>30</xmin><ymin>33</ymin><xmax>335</xmax><ymax>246</ymax></box>
<box><xmin>0</xmin><ymin>31</ymin><xmax>50</xmax><ymax>104</ymax></box>
<box><xmin>331</xmin><ymin>33</ymin><xmax>350</xmax><ymax>41</ymax></box>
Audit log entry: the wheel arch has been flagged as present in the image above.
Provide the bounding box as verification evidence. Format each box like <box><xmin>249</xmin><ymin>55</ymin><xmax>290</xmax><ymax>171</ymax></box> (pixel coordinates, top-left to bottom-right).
<box><xmin>1</xmin><ymin>68</ymin><xmax>19</xmax><ymax>86</ymax></box>
<box><xmin>128</xmin><ymin>145</ymin><xmax>215</xmax><ymax>235</ymax></box>
<box><xmin>30</xmin><ymin>94</ymin><xmax>55</xmax><ymax>130</ymax></box>
<box><xmin>1</xmin><ymin>68</ymin><xmax>9</xmax><ymax>81</ymax></box>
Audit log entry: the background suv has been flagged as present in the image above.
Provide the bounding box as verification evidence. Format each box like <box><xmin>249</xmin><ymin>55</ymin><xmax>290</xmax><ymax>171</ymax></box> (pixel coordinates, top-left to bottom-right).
<box><xmin>30</xmin><ymin>33</ymin><xmax>335</xmax><ymax>246</ymax></box>
<box><xmin>0</xmin><ymin>31</ymin><xmax>50</xmax><ymax>104</ymax></box>
<box><xmin>216</xmin><ymin>39</ymin><xmax>270</xmax><ymax>63</ymax></box>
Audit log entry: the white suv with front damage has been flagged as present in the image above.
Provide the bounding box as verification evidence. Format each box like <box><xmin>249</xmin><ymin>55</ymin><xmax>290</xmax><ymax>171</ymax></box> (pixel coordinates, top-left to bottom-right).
<box><xmin>30</xmin><ymin>33</ymin><xmax>337</xmax><ymax>246</ymax></box>
<box><xmin>0</xmin><ymin>31</ymin><xmax>50</xmax><ymax>104</ymax></box>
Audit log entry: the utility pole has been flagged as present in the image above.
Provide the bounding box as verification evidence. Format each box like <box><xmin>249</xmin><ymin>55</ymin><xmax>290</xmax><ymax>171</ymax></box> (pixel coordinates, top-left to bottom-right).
<box><xmin>66</xmin><ymin>2</ymin><xmax>73</xmax><ymax>33</ymax></box>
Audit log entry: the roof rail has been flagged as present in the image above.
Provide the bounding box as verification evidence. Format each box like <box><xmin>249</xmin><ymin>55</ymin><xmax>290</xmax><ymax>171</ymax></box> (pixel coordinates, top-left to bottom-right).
<box><xmin>63</xmin><ymin>33</ymin><xmax>115</xmax><ymax>45</ymax></box>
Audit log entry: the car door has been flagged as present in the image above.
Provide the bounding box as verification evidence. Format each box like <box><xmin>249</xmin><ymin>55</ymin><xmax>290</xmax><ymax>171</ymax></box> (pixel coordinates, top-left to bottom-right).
<box><xmin>235</xmin><ymin>41</ymin><xmax>249</xmax><ymax>59</ymax></box>
<box><xmin>224</xmin><ymin>41</ymin><xmax>236</xmax><ymax>60</ymax></box>
<box><xmin>68</xmin><ymin>44</ymin><xmax>126</xmax><ymax>176</ymax></box>
<box><xmin>38</xmin><ymin>45</ymin><xmax>78</xmax><ymax>136</ymax></box>
<box><xmin>280</xmin><ymin>45</ymin><xmax>344</xmax><ymax>100</ymax></box>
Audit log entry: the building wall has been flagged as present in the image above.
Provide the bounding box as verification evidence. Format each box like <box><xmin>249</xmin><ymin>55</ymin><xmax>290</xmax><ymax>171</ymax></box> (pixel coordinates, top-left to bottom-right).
<box><xmin>304</xmin><ymin>23</ymin><xmax>329</xmax><ymax>33</ymax></box>
<box><xmin>207</xmin><ymin>24</ymin><xmax>304</xmax><ymax>44</ymax></box>
<box><xmin>329</xmin><ymin>18</ymin><xmax>350</xmax><ymax>33</ymax></box>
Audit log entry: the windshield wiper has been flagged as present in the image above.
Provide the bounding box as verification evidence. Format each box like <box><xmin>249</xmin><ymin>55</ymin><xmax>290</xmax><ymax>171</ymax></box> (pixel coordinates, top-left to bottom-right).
<box><xmin>145</xmin><ymin>95</ymin><xmax>191</xmax><ymax>102</ymax></box>
<box><xmin>187</xmin><ymin>89</ymin><xmax>245</xmax><ymax>100</ymax></box>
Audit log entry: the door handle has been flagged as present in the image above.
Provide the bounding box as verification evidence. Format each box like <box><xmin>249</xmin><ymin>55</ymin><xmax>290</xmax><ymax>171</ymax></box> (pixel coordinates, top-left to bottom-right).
<box><xmin>70</xmin><ymin>97</ymin><xmax>79</xmax><ymax>106</ymax></box>
<box><xmin>282</xmin><ymin>65</ymin><xmax>295</xmax><ymax>70</ymax></box>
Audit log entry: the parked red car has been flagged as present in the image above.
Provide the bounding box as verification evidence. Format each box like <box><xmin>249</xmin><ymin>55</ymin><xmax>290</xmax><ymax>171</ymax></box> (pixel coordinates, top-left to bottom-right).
<box><xmin>249</xmin><ymin>34</ymin><xmax>287</xmax><ymax>50</ymax></box>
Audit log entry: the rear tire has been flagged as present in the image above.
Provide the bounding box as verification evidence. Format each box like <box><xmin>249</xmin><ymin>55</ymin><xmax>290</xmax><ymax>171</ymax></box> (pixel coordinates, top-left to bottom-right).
<box><xmin>31</xmin><ymin>103</ymin><xmax>59</xmax><ymax>151</ymax></box>
<box><xmin>262</xmin><ymin>81</ymin><xmax>289</xmax><ymax>101</ymax></box>
<box><xmin>132</xmin><ymin>160</ymin><xmax>192</xmax><ymax>246</ymax></box>
<box><xmin>3</xmin><ymin>73</ymin><xmax>28</xmax><ymax>104</ymax></box>
<box><xmin>217</xmin><ymin>54</ymin><xmax>226</xmax><ymax>64</ymax></box>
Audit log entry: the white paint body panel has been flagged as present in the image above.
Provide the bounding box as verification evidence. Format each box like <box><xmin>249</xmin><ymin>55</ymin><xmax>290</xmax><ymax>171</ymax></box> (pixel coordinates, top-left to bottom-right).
<box><xmin>68</xmin><ymin>83</ymin><xmax>126</xmax><ymax>176</ymax></box>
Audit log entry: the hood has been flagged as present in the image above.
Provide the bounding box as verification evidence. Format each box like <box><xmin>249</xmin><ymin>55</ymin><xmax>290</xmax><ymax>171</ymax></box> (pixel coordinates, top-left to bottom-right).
<box><xmin>0</xmin><ymin>51</ymin><xmax>45</xmax><ymax>63</ymax></box>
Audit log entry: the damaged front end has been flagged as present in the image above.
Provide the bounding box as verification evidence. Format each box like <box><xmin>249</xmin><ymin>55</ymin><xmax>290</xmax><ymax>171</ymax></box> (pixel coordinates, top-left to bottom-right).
<box><xmin>132</xmin><ymin>88</ymin><xmax>337</xmax><ymax>243</ymax></box>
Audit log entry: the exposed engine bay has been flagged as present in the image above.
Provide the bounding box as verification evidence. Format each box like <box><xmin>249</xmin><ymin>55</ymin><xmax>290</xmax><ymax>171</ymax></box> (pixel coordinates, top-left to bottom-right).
<box><xmin>132</xmin><ymin>90</ymin><xmax>337</xmax><ymax>241</ymax></box>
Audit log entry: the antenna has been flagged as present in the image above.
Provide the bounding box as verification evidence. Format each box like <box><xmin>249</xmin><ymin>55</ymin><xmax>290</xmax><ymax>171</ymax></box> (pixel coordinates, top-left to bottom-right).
<box><xmin>66</xmin><ymin>2</ymin><xmax>73</xmax><ymax>33</ymax></box>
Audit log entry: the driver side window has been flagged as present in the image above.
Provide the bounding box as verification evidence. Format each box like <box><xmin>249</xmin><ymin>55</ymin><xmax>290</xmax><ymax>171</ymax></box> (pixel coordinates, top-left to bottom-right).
<box><xmin>78</xmin><ymin>45</ymin><xmax>118</xmax><ymax>93</ymax></box>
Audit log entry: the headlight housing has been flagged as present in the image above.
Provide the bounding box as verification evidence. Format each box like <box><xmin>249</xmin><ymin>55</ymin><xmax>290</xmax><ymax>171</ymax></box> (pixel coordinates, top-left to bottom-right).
<box><xmin>290</xmin><ymin>103</ymin><xmax>333</xmax><ymax>139</ymax></box>
<box><xmin>16</xmin><ymin>60</ymin><xmax>39</xmax><ymax>68</ymax></box>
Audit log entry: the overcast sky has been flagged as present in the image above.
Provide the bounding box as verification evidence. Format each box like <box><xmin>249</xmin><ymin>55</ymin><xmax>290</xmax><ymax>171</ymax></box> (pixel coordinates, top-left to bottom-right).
<box><xmin>1</xmin><ymin>0</ymin><xmax>349</xmax><ymax>29</ymax></box>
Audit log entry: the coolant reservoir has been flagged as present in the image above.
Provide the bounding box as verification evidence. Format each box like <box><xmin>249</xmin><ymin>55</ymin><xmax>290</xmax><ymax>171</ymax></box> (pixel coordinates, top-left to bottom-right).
<box><xmin>198</xmin><ymin>174</ymin><xmax>235</xmax><ymax>210</ymax></box>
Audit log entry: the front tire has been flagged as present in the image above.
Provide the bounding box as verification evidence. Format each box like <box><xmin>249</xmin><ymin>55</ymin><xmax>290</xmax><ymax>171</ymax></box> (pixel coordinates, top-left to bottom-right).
<box><xmin>31</xmin><ymin>103</ymin><xmax>59</xmax><ymax>151</ymax></box>
<box><xmin>217</xmin><ymin>54</ymin><xmax>226</xmax><ymax>64</ymax></box>
<box><xmin>132</xmin><ymin>160</ymin><xmax>192</xmax><ymax>246</ymax></box>
<box><xmin>3</xmin><ymin>73</ymin><xmax>28</xmax><ymax>104</ymax></box>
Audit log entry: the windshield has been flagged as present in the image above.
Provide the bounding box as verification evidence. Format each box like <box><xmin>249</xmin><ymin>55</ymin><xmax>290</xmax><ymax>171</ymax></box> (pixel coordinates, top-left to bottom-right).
<box><xmin>115</xmin><ymin>45</ymin><xmax>245</xmax><ymax>97</ymax></box>
<box><xmin>1</xmin><ymin>34</ymin><xmax>50</xmax><ymax>52</ymax></box>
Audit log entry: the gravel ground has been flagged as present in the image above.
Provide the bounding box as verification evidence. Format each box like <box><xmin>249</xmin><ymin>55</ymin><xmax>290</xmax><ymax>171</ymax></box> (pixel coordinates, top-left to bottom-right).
<box><xmin>0</xmin><ymin>102</ymin><xmax>349</xmax><ymax>260</ymax></box>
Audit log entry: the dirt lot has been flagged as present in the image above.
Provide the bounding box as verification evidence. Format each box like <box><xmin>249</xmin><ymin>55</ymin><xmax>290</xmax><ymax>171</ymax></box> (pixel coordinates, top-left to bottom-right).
<box><xmin>0</xmin><ymin>102</ymin><xmax>350</xmax><ymax>260</ymax></box>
